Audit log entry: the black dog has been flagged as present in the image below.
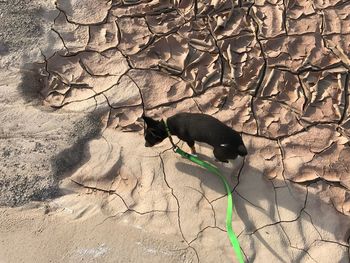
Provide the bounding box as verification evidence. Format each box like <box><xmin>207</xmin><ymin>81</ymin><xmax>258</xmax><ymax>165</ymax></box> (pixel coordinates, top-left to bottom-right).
<box><xmin>142</xmin><ymin>113</ymin><xmax>247</xmax><ymax>162</ymax></box>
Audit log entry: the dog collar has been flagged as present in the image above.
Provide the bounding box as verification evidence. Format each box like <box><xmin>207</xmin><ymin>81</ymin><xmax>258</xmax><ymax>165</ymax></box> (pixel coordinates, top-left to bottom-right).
<box><xmin>162</xmin><ymin>119</ymin><xmax>177</xmax><ymax>150</ymax></box>
<box><xmin>163</xmin><ymin>119</ymin><xmax>171</xmax><ymax>136</ymax></box>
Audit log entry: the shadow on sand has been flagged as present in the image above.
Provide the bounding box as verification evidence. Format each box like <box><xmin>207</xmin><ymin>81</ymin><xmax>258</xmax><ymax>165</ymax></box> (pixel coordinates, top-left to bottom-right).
<box><xmin>174</xmin><ymin>145</ymin><xmax>350</xmax><ymax>262</ymax></box>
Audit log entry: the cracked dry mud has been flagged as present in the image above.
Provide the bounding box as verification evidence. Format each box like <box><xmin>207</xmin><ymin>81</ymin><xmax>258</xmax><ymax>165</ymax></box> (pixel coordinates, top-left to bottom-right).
<box><xmin>1</xmin><ymin>0</ymin><xmax>350</xmax><ymax>262</ymax></box>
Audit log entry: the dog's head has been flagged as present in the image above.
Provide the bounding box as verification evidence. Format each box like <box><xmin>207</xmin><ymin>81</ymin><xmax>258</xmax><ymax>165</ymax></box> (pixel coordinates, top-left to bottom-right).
<box><xmin>142</xmin><ymin>115</ymin><xmax>168</xmax><ymax>147</ymax></box>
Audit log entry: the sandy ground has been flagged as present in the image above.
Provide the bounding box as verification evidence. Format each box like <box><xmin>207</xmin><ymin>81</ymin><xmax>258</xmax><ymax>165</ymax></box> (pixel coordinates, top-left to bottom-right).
<box><xmin>1</xmin><ymin>0</ymin><xmax>350</xmax><ymax>262</ymax></box>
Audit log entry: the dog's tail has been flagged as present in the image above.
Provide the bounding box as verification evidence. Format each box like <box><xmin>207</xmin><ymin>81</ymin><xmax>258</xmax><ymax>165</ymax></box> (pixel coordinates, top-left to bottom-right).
<box><xmin>237</xmin><ymin>144</ymin><xmax>248</xmax><ymax>156</ymax></box>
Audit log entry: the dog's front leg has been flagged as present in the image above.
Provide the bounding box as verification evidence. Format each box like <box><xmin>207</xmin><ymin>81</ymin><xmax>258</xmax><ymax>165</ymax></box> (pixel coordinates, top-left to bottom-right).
<box><xmin>190</xmin><ymin>145</ymin><xmax>196</xmax><ymax>155</ymax></box>
<box><xmin>185</xmin><ymin>140</ymin><xmax>196</xmax><ymax>155</ymax></box>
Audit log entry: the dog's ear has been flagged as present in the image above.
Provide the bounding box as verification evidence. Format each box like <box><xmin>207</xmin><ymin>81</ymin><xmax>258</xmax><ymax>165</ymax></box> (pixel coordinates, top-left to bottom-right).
<box><xmin>142</xmin><ymin>115</ymin><xmax>159</xmax><ymax>127</ymax></box>
<box><xmin>237</xmin><ymin>144</ymin><xmax>248</xmax><ymax>156</ymax></box>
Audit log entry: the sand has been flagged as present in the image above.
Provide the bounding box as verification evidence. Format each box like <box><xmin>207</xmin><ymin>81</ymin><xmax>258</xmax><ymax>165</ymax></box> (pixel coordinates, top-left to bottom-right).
<box><xmin>0</xmin><ymin>0</ymin><xmax>349</xmax><ymax>262</ymax></box>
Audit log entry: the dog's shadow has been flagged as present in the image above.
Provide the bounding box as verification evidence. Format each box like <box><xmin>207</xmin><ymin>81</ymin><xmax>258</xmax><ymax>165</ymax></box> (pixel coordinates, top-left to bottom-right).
<box><xmin>174</xmin><ymin>149</ymin><xmax>350</xmax><ymax>263</ymax></box>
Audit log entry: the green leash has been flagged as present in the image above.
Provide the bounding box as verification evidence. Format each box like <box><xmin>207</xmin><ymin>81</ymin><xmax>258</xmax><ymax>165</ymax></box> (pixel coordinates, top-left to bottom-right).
<box><xmin>163</xmin><ymin>120</ymin><xmax>245</xmax><ymax>263</ymax></box>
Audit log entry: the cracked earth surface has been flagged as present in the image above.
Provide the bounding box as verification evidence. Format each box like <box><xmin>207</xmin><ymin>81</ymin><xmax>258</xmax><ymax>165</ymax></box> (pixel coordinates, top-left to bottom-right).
<box><xmin>1</xmin><ymin>0</ymin><xmax>350</xmax><ymax>262</ymax></box>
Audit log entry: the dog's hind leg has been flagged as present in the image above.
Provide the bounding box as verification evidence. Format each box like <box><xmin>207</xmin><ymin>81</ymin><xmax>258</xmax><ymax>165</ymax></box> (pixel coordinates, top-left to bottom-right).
<box><xmin>213</xmin><ymin>147</ymin><xmax>229</xmax><ymax>163</ymax></box>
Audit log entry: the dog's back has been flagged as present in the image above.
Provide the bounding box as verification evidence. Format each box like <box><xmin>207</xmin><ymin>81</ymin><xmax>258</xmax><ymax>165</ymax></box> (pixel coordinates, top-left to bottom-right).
<box><xmin>168</xmin><ymin>113</ymin><xmax>245</xmax><ymax>152</ymax></box>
